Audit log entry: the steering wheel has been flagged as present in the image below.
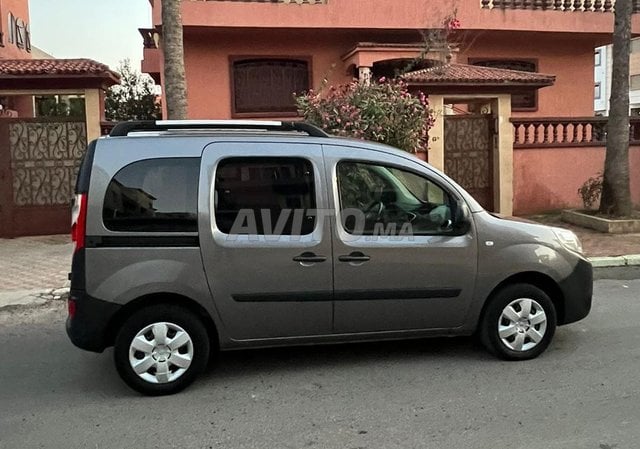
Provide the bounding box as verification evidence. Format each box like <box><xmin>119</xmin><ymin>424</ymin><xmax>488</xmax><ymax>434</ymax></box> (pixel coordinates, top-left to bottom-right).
<box><xmin>363</xmin><ymin>200</ymin><xmax>385</xmax><ymax>222</ymax></box>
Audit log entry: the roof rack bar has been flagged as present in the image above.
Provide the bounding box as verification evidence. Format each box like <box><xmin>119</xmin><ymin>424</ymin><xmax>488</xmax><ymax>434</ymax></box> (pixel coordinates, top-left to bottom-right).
<box><xmin>108</xmin><ymin>120</ymin><xmax>330</xmax><ymax>138</ymax></box>
<box><xmin>280</xmin><ymin>122</ymin><xmax>331</xmax><ymax>138</ymax></box>
<box><xmin>158</xmin><ymin>120</ymin><xmax>282</xmax><ymax>127</ymax></box>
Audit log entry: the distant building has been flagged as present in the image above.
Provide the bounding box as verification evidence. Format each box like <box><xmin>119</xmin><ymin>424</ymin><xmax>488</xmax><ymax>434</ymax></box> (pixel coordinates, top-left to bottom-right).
<box><xmin>594</xmin><ymin>38</ymin><xmax>640</xmax><ymax>116</ymax></box>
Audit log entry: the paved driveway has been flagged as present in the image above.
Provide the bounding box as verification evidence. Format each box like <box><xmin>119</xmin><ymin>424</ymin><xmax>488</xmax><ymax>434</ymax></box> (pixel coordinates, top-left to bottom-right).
<box><xmin>0</xmin><ymin>235</ymin><xmax>71</xmax><ymax>307</ymax></box>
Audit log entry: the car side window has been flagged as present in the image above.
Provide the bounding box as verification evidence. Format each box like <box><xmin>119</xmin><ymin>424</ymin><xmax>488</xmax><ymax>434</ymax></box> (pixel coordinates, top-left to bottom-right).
<box><xmin>103</xmin><ymin>158</ymin><xmax>200</xmax><ymax>232</ymax></box>
<box><xmin>214</xmin><ymin>157</ymin><xmax>316</xmax><ymax>235</ymax></box>
<box><xmin>337</xmin><ymin>161</ymin><xmax>454</xmax><ymax>236</ymax></box>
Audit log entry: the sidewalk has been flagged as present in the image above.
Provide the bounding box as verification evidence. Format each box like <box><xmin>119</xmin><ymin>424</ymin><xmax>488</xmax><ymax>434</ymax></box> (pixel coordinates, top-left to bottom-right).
<box><xmin>0</xmin><ymin>235</ymin><xmax>72</xmax><ymax>308</ymax></box>
<box><xmin>0</xmin><ymin>221</ymin><xmax>639</xmax><ymax>309</ymax></box>
<box><xmin>524</xmin><ymin>213</ymin><xmax>640</xmax><ymax>267</ymax></box>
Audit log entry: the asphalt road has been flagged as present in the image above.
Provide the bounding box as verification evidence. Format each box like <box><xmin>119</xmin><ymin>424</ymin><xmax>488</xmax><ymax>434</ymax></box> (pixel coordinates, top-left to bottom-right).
<box><xmin>0</xmin><ymin>279</ymin><xmax>639</xmax><ymax>449</ymax></box>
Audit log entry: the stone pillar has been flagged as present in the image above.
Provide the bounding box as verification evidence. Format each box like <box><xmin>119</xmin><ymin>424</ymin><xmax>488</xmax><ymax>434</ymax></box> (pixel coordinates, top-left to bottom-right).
<box><xmin>358</xmin><ymin>66</ymin><xmax>372</xmax><ymax>85</ymax></box>
<box><xmin>493</xmin><ymin>94</ymin><xmax>513</xmax><ymax>215</ymax></box>
<box><xmin>427</xmin><ymin>95</ymin><xmax>445</xmax><ymax>171</ymax></box>
<box><xmin>98</xmin><ymin>89</ymin><xmax>107</xmax><ymax>121</ymax></box>
<box><xmin>84</xmin><ymin>88</ymin><xmax>102</xmax><ymax>142</ymax></box>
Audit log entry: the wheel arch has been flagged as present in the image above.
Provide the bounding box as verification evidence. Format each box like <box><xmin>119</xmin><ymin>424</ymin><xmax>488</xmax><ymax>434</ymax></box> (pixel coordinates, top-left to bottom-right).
<box><xmin>477</xmin><ymin>271</ymin><xmax>566</xmax><ymax>330</ymax></box>
<box><xmin>105</xmin><ymin>293</ymin><xmax>219</xmax><ymax>350</ymax></box>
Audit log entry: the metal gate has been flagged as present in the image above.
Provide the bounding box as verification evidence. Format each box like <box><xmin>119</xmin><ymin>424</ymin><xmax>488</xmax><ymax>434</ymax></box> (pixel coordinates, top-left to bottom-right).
<box><xmin>443</xmin><ymin>114</ymin><xmax>494</xmax><ymax>211</ymax></box>
<box><xmin>0</xmin><ymin>118</ymin><xmax>87</xmax><ymax>237</ymax></box>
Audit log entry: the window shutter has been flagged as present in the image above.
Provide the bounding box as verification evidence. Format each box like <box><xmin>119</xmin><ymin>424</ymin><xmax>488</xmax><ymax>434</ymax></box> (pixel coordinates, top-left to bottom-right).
<box><xmin>233</xmin><ymin>59</ymin><xmax>310</xmax><ymax>114</ymax></box>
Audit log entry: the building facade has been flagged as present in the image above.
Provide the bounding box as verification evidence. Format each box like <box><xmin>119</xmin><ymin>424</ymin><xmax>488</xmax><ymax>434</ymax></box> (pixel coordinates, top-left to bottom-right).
<box><xmin>0</xmin><ymin>0</ymin><xmax>31</xmax><ymax>60</ymax></box>
<box><xmin>142</xmin><ymin>0</ymin><xmax>640</xmax><ymax>214</ymax></box>
<box><xmin>0</xmin><ymin>0</ymin><xmax>32</xmax><ymax>116</ymax></box>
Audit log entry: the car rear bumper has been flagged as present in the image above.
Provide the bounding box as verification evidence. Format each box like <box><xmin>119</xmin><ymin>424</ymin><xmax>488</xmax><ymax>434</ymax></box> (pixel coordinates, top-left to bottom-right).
<box><xmin>66</xmin><ymin>290</ymin><xmax>121</xmax><ymax>353</ymax></box>
<box><xmin>558</xmin><ymin>258</ymin><xmax>593</xmax><ymax>325</ymax></box>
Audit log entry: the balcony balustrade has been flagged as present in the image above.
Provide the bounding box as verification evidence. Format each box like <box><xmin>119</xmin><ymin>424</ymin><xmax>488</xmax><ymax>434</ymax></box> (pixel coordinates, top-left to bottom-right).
<box><xmin>511</xmin><ymin>117</ymin><xmax>640</xmax><ymax>148</ymax></box>
<box><xmin>481</xmin><ymin>0</ymin><xmax>640</xmax><ymax>12</ymax></box>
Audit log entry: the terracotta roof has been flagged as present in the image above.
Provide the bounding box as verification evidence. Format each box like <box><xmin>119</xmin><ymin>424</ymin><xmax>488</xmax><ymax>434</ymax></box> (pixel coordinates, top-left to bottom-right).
<box><xmin>0</xmin><ymin>58</ymin><xmax>119</xmax><ymax>81</ymax></box>
<box><xmin>402</xmin><ymin>63</ymin><xmax>555</xmax><ymax>86</ymax></box>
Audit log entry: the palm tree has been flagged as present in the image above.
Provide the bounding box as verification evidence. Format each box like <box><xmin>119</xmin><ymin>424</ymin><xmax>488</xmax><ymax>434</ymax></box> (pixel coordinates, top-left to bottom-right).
<box><xmin>600</xmin><ymin>0</ymin><xmax>633</xmax><ymax>216</ymax></box>
<box><xmin>161</xmin><ymin>0</ymin><xmax>188</xmax><ymax>119</ymax></box>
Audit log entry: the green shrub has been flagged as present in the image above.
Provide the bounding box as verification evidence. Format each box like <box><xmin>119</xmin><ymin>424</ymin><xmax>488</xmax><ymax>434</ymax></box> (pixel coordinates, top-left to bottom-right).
<box><xmin>578</xmin><ymin>173</ymin><xmax>603</xmax><ymax>209</ymax></box>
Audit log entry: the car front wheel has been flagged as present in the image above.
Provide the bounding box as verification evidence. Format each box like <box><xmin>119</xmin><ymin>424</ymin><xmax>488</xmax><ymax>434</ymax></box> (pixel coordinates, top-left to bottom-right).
<box><xmin>480</xmin><ymin>284</ymin><xmax>557</xmax><ymax>360</ymax></box>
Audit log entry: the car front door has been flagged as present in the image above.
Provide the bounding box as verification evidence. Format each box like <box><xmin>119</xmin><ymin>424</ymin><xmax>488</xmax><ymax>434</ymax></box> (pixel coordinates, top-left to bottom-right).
<box><xmin>324</xmin><ymin>145</ymin><xmax>478</xmax><ymax>333</ymax></box>
<box><xmin>199</xmin><ymin>142</ymin><xmax>333</xmax><ymax>341</ymax></box>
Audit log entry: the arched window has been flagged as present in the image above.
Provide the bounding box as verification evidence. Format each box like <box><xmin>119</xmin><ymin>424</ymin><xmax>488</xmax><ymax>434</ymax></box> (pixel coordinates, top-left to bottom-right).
<box><xmin>231</xmin><ymin>58</ymin><xmax>310</xmax><ymax>115</ymax></box>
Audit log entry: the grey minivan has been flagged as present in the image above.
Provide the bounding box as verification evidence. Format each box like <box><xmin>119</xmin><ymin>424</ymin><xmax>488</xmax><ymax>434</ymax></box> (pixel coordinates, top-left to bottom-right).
<box><xmin>67</xmin><ymin>120</ymin><xmax>592</xmax><ymax>395</ymax></box>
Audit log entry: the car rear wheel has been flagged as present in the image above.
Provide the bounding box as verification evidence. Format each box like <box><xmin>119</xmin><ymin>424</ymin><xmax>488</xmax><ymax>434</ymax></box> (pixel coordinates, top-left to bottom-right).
<box><xmin>480</xmin><ymin>284</ymin><xmax>557</xmax><ymax>360</ymax></box>
<box><xmin>114</xmin><ymin>305</ymin><xmax>210</xmax><ymax>395</ymax></box>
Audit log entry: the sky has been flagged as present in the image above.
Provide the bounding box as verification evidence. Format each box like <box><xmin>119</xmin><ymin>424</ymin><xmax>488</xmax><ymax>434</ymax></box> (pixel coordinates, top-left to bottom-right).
<box><xmin>29</xmin><ymin>0</ymin><xmax>152</xmax><ymax>71</ymax></box>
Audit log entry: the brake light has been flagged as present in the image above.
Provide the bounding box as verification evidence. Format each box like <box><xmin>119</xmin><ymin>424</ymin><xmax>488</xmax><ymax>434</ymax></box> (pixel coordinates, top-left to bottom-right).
<box><xmin>68</xmin><ymin>298</ymin><xmax>77</xmax><ymax>319</ymax></box>
<box><xmin>71</xmin><ymin>193</ymin><xmax>87</xmax><ymax>253</ymax></box>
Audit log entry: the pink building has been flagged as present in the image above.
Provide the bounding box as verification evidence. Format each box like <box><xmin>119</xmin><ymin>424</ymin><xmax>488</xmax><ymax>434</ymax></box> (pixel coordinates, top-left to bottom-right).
<box><xmin>142</xmin><ymin>0</ymin><xmax>640</xmax><ymax>215</ymax></box>
<box><xmin>0</xmin><ymin>0</ymin><xmax>119</xmax><ymax>237</ymax></box>
<box><xmin>0</xmin><ymin>0</ymin><xmax>33</xmax><ymax>116</ymax></box>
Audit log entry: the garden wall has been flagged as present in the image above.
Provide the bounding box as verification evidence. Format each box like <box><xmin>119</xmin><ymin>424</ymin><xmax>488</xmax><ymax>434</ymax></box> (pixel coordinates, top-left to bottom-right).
<box><xmin>513</xmin><ymin>145</ymin><xmax>640</xmax><ymax>215</ymax></box>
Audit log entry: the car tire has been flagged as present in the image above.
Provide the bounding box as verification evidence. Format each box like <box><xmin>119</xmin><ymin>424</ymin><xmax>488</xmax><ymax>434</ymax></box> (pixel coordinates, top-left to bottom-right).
<box><xmin>480</xmin><ymin>283</ymin><xmax>557</xmax><ymax>361</ymax></box>
<box><xmin>114</xmin><ymin>304</ymin><xmax>210</xmax><ymax>396</ymax></box>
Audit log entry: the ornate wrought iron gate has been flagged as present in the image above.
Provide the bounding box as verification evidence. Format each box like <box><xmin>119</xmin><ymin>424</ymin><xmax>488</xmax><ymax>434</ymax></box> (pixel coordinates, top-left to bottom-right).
<box><xmin>0</xmin><ymin>118</ymin><xmax>87</xmax><ymax>237</ymax></box>
<box><xmin>443</xmin><ymin>114</ymin><xmax>494</xmax><ymax>211</ymax></box>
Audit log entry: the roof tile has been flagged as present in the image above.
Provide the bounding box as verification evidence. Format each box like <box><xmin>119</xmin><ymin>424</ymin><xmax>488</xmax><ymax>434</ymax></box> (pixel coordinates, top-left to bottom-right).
<box><xmin>0</xmin><ymin>58</ymin><xmax>119</xmax><ymax>79</ymax></box>
<box><xmin>402</xmin><ymin>63</ymin><xmax>555</xmax><ymax>85</ymax></box>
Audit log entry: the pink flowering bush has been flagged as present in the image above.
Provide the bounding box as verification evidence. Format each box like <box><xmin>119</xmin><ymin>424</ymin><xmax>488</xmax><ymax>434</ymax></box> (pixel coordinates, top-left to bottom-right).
<box><xmin>443</xmin><ymin>16</ymin><xmax>461</xmax><ymax>32</ymax></box>
<box><xmin>295</xmin><ymin>78</ymin><xmax>434</xmax><ymax>154</ymax></box>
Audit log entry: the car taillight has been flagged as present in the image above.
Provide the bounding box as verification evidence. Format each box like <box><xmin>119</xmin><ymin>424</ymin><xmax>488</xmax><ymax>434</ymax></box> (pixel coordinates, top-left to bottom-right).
<box><xmin>68</xmin><ymin>298</ymin><xmax>77</xmax><ymax>319</ymax></box>
<box><xmin>71</xmin><ymin>193</ymin><xmax>87</xmax><ymax>253</ymax></box>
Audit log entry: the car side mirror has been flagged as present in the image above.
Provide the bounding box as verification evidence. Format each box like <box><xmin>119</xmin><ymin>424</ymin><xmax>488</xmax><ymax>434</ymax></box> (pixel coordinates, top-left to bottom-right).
<box><xmin>450</xmin><ymin>201</ymin><xmax>471</xmax><ymax>235</ymax></box>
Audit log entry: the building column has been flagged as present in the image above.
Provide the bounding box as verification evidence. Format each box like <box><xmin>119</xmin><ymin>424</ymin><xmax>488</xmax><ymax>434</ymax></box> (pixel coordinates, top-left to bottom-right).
<box><xmin>99</xmin><ymin>89</ymin><xmax>107</xmax><ymax>121</ymax></box>
<box><xmin>84</xmin><ymin>88</ymin><xmax>102</xmax><ymax>142</ymax></box>
<box><xmin>493</xmin><ymin>94</ymin><xmax>513</xmax><ymax>215</ymax></box>
<box><xmin>427</xmin><ymin>94</ymin><xmax>445</xmax><ymax>171</ymax></box>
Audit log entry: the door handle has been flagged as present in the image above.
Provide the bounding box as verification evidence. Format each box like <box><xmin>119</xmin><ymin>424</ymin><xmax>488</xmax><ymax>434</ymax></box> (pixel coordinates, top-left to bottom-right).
<box><xmin>293</xmin><ymin>252</ymin><xmax>327</xmax><ymax>263</ymax></box>
<box><xmin>338</xmin><ymin>252</ymin><xmax>371</xmax><ymax>263</ymax></box>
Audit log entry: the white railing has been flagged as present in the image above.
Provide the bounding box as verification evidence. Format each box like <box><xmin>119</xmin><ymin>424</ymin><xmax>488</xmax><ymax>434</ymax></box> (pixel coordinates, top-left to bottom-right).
<box><xmin>480</xmin><ymin>0</ymin><xmax>622</xmax><ymax>12</ymax></box>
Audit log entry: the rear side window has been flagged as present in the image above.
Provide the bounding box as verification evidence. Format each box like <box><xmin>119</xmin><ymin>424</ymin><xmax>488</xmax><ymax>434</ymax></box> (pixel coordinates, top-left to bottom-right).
<box><xmin>214</xmin><ymin>157</ymin><xmax>316</xmax><ymax>235</ymax></box>
<box><xmin>103</xmin><ymin>158</ymin><xmax>200</xmax><ymax>232</ymax></box>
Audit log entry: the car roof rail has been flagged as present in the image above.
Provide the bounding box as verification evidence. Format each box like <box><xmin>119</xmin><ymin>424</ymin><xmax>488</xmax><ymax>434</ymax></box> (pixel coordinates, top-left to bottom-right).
<box><xmin>108</xmin><ymin>120</ymin><xmax>331</xmax><ymax>138</ymax></box>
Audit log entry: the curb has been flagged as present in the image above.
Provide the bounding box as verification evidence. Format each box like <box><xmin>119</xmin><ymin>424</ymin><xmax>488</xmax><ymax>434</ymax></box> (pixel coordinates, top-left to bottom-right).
<box><xmin>588</xmin><ymin>254</ymin><xmax>640</xmax><ymax>268</ymax></box>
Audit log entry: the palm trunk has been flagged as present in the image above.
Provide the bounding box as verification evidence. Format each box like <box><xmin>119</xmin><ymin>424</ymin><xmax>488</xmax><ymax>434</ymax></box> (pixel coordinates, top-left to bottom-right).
<box><xmin>599</xmin><ymin>0</ymin><xmax>632</xmax><ymax>216</ymax></box>
<box><xmin>161</xmin><ymin>0</ymin><xmax>188</xmax><ymax>120</ymax></box>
